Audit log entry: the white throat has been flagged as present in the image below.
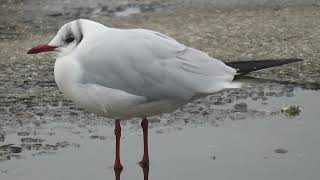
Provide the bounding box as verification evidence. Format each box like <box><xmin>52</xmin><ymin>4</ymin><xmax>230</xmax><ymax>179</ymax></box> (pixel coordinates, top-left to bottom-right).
<box><xmin>54</xmin><ymin>56</ymin><xmax>82</xmax><ymax>98</ymax></box>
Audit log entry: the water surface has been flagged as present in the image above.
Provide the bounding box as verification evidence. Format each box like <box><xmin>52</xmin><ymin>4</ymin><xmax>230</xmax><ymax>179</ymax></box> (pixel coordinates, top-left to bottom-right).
<box><xmin>1</xmin><ymin>79</ymin><xmax>319</xmax><ymax>180</ymax></box>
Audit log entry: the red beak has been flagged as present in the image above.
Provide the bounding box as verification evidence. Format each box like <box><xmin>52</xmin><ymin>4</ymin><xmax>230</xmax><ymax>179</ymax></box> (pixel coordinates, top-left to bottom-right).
<box><xmin>27</xmin><ymin>44</ymin><xmax>57</xmax><ymax>54</ymax></box>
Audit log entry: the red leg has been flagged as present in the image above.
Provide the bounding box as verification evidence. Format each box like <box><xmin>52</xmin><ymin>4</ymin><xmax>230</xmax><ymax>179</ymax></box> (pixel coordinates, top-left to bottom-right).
<box><xmin>114</xmin><ymin>119</ymin><xmax>123</xmax><ymax>170</ymax></box>
<box><xmin>139</xmin><ymin>117</ymin><xmax>149</xmax><ymax>167</ymax></box>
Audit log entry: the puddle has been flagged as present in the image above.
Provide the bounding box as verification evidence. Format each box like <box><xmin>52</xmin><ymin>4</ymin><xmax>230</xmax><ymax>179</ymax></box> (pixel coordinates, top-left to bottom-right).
<box><xmin>0</xmin><ymin>78</ymin><xmax>320</xmax><ymax>180</ymax></box>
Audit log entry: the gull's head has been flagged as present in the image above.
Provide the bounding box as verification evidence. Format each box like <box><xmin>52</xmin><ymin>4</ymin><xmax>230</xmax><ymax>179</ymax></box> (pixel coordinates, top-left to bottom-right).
<box><xmin>27</xmin><ymin>19</ymin><xmax>85</xmax><ymax>57</ymax></box>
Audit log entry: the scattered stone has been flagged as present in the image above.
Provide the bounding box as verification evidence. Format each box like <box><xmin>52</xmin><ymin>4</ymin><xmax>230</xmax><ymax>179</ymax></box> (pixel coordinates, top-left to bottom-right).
<box><xmin>34</xmin><ymin>121</ymin><xmax>41</xmax><ymax>127</ymax></box>
<box><xmin>47</xmin><ymin>12</ymin><xmax>63</xmax><ymax>17</ymax></box>
<box><xmin>274</xmin><ymin>148</ymin><xmax>288</xmax><ymax>154</ymax></box>
<box><xmin>69</xmin><ymin>112</ymin><xmax>79</xmax><ymax>116</ymax></box>
<box><xmin>224</xmin><ymin>98</ymin><xmax>233</xmax><ymax>103</ymax></box>
<box><xmin>36</xmin><ymin>112</ymin><xmax>44</xmax><ymax>116</ymax></box>
<box><xmin>0</xmin><ymin>144</ymin><xmax>14</xmax><ymax>149</ymax></box>
<box><xmin>16</xmin><ymin>94</ymin><xmax>32</xmax><ymax>100</ymax></box>
<box><xmin>202</xmin><ymin>111</ymin><xmax>209</xmax><ymax>115</ymax></box>
<box><xmin>90</xmin><ymin>135</ymin><xmax>106</xmax><ymax>140</ymax></box>
<box><xmin>43</xmin><ymin>144</ymin><xmax>58</xmax><ymax>151</ymax></box>
<box><xmin>0</xmin><ymin>134</ymin><xmax>4</xmax><ymax>142</ymax></box>
<box><xmin>17</xmin><ymin>131</ymin><xmax>30</xmax><ymax>136</ymax></box>
<box><xmin>23</xmin><ymin>144</ymin><xmax>32</xmax><ymax>150</ymax></box>
<box><xmin>21</xmin><ymin>137</ymin><xmax>44</xmax><ymax>143</ymax></box>
<box><xmin>213</xmin><ymin>101</ymin><xmax>225</xmax><ymax>105</ymax></box>
<box><xmin>32</xmin><ymin>144</ymin><xmax>42</xmax><ymax>150</ymax></box>
<box><xmin>233</xmin><ymin>103</ymin><xmax>248</xmax><ymax>112</ymax></box>
<box><xmin>98</xmin><ymin>136</ymin><xmax>106</xmax><ymax>140</ymax></box>
<box><xmin>56</xmin><ymin>141</ymin><xmax>70</xmax><ymax>148</ymax></box>
<box><xmin>89</xmin><ymin>135</ymin><xmax>99</xmax><ymax>139</ymax></box>
<box><xmin>229</xmin><ymin>113</ymin><xmax>247</xmax><ymax>120</ymax></box>
<box><xmin>0</xmin><ymin>156</ymin><xmax>10</xmax><ymax>161</ymax></box>
<box><xmin>9</xmin><ymin>146</ymin><xmax>22</xmax><ymax>153</ymax></box>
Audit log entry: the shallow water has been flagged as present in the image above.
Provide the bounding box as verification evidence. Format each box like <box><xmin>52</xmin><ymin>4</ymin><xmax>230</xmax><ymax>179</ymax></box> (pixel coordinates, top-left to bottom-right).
<box><xmin>0</xmin><ymin>78</ymin><xmax>319</xmax><ymax>180</ymax></box>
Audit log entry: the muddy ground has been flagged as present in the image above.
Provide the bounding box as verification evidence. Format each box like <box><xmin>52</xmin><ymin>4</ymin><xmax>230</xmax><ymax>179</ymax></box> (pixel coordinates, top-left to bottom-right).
<box><xmin>0</xmin><ymin>0</ymin><xmax>320</xmax><ymax>177</ymax></box>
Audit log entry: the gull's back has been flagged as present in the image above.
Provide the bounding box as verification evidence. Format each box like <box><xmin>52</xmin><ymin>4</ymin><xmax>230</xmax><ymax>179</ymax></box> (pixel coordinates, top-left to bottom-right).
<box><xmin>75</xmin><ymin>20</ymin><xmax>238</xmax><ymax>100</ymax></box>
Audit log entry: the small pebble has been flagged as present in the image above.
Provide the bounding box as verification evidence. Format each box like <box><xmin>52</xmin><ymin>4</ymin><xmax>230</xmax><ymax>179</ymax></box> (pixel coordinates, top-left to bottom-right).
<box><xmin>274</xmin><ymin>148</ymin><xmax>288</xmax><ymax>154</ymax></box>
<box><xmin>233</xmin><ymin>103</ymin><xmax>248</xmax><ymax>112</ymax></box>
<box><xmin>17</xmin><ymin>132</ymin><xmax>30</xmax><ymax>136</ymax></box>
<box><xmin>34</xmin><ymin>121</ymin><xmax>41</xmax><ymax>127</ymax></box>
<box><xmin>9</xmin><ymin>146</ymin><xmax>22</xmax><ymax>153</ymax></box>
<box><xmin>0</xmin><ymin>134</ymin><xmax>4</xmax><ymax>142</ymax></box>
<box><xmin>90</xmin><ymin>135</ymin><xmax>99</xmax><ymax>139</ymax></box>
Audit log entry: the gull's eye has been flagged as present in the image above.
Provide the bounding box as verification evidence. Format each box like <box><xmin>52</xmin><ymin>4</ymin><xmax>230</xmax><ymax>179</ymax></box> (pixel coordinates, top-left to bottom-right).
<box><xmin>65</xmin><ymin>36</ymin><xmax>75</xmax><ymax>43</ymax></box>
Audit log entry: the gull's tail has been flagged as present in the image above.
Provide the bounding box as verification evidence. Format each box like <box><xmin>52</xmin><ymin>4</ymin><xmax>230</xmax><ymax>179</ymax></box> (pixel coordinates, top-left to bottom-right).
<box><xmin>225</xmin><ymin>58</ymin><xmax>303</xmax><ymax>74</ymax></box>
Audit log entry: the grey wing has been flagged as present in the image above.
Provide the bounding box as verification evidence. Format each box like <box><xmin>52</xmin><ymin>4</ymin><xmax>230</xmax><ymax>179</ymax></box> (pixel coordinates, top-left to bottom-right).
<box><xmin>79</xmin><ymin>29</ymin><xmax>238</xmax><ymax>100</ymax></box>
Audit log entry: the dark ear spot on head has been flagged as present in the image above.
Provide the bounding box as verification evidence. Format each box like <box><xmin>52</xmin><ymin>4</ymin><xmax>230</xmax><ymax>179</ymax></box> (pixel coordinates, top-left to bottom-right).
<box><xmin>64</xmin><ymin>29</ymin><xmax>75</xmax><ymax>43</ymax></box>
<box><xmin>76</xmin><ymin>20</ymin><xmax>83</xmax><ymax>45</ymax></box>
<box><xmin>78</xmin><ymin>33</ymin><xmax>83</xmax><ymax>45</ymax></box>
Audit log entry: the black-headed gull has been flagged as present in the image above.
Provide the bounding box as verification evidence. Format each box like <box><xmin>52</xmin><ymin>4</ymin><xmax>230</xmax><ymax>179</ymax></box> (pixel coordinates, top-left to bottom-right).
<box><xmin>27</xmin><ymin>19</ymin><xmax>302</xmax><ymax>169</ymax></box>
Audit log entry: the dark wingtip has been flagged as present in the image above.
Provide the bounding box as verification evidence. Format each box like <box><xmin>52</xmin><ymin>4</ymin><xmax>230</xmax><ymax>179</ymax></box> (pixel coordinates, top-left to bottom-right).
<box><xmin>226</xmin><ymin>58</ymin><xmax>304</xmax><ymax>74</ymax></box>
<box><xmin>285</xmin><ymin>58</ymin><xmax>304</xmax><ymax>62</ymax></box>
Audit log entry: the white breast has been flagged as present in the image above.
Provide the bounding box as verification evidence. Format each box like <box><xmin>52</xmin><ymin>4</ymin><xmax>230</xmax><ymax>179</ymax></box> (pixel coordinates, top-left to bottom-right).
<box><xmin>54</xmin><ymin>56</ymin><xmax>82</xmax><ymax>98</ymax></box>
<box><xmin>54</xmin><ymin>56</ymin><xmax>185</xmax><ymax>119</ymax></box>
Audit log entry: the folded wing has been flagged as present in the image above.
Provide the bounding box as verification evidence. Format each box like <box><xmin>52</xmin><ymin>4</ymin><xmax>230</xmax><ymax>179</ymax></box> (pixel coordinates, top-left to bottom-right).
<box><xmin>79</xmin><ymin>29</ymin><xmax>238</xmax><ymax>100</ymax></box>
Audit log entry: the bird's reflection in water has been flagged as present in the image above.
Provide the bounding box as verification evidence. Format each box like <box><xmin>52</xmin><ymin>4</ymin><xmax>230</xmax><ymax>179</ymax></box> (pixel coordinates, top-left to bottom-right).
<box><xmin>114</xmin><ymin>165</ymin><xmax>149</xmax><ymax>180</ymax></box>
